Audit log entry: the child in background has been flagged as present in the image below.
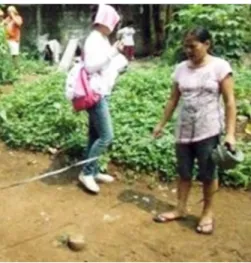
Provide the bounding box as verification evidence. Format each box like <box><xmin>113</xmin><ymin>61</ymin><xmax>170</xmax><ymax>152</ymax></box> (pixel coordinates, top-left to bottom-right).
<box><xmin>117</xmin><ymin>20</ymin><xmax>136</xmax><ymax>61</ymax></box>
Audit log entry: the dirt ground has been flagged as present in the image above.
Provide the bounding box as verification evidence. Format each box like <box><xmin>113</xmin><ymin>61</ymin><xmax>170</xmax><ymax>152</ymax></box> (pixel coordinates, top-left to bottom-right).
<box><xmin>0</xmin><ymin>72</ymin><xmax>251</xmax><ymax>262</ymax></box>
<box><xmin>0</xmin><ymin>141</ymin><xmax>250</xmax><ymax>262</ymax></box>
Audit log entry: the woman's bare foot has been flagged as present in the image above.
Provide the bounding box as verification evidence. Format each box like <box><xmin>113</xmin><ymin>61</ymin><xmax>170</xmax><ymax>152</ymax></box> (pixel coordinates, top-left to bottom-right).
<box><xmin>196</xmin><ymin>212</ymin><xmax>214</xmax><ymax>234</ymax></box>
<box><xmin>153</xmin><ymin>210</ymin><xmax>187</xmax><ymax>223</ymax></box>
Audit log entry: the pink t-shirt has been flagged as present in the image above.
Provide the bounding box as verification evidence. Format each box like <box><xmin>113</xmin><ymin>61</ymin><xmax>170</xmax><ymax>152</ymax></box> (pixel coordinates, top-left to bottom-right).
<box><xmin>173</xmin><ymin>56</ymin><xmax>232</xmax><ymax>143</ymax></box>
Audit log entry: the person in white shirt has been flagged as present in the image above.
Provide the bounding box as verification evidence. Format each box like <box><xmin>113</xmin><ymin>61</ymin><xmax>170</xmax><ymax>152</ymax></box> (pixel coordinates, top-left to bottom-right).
<box><xmin>78</xmin><ymin>4</ymin><xmax>126</xmax><ymax>194</ymax></box>
<box><xmin>117</xmin><ymin>20</ymin><xmax>136</xmax><ymax>61</ymax></box>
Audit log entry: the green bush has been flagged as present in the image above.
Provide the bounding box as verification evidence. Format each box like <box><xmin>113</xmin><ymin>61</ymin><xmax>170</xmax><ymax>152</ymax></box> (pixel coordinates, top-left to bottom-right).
<box><xmin>18</xmin><ymin>53</ymin><xmax>52</xmax><ymax>75</ymax></box>
<box><xmin>0</xmin><ymin>26</ymin><xmax>49</xmax><ymax>84</ymax></box>
<box><xmin>164</xmin><ymin>5</ymin><xmax>251</xmax><ymax>63</ymax></box>
<box><xmin>0</xmin><ymin>72</ymin><xmax>87</xmax><ymax>151</ymax></box>
<box><xmin>223</xmin><ymin>141</ymin><xmax>251</xmax><ymax>188</ymax></box>
<box><xmin>0</xmin><ymin>63</ymin><xmax>250</xmax><ymax>187</ymax></box>
<box><xmin>110</xmin><ymin>66</ymin><xmax>177</xmax><ymax>177</ymax></box>
<box><xmin>234</xmin><ymin>66</ymin><xmax>251</xmax><ymax>118</ymax></box>
<box><xmin>0</xmin><ymin>26</ymin><xmax>16</xmax><ymax>84</ymax></box>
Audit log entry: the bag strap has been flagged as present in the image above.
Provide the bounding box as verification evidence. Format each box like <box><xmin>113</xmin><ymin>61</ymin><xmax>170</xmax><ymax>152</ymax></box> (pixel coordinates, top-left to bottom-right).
<box><xmin>79</xmin><ymin>67</ymin><xmax>89</xmax><ymax>96</ymax></box>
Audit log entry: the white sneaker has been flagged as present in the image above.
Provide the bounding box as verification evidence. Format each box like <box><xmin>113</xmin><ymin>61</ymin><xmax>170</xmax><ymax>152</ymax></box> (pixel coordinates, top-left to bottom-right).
<box><xmin>95</xmin><ymin>173</ymin><xmax>115</xmax><ymax>183</ymax></box>
<box><xmin>78</xmin><ymin>173</ymin><xmax>100</xmax><ymax>193</ymax></box>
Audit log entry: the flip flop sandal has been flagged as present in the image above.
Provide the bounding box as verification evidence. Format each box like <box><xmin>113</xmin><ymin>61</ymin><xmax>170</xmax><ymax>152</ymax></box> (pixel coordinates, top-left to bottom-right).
<box><xmin>153</xmin><ymin>214</ymin><xmax>186</xmax><ymax>223</ymax></box>
<box><xmin>196</xmin><ymin>220</ymin><xmax>214</xmax><ymax>235</ymax></box>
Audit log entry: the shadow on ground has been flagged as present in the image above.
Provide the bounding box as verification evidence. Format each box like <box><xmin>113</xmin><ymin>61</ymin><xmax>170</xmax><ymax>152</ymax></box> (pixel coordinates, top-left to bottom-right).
<box><xmin>117</xmin><ymin>189</ymin><xmax>199</xmax><ymax>231</ymax></box>
<box><xmin>40</xmin><ymin>151</ymin><xmax>82</xmax><ymax>186</ymax></box>
<box><xmin>40</xmin><ymin>151</ymin><xmax>200</xmax><ymax>230</ymax></box>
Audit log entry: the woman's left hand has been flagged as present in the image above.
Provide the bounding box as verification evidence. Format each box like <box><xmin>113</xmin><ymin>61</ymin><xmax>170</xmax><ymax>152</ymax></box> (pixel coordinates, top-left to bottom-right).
<box><xmin>225</xmin><ymin>133</ymin><xmax>236</xmax><ymax>151</ymax></box>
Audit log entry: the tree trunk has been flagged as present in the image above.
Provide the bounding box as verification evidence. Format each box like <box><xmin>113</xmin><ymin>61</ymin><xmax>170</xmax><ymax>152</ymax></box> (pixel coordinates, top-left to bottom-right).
<box><xmin>152</xmin><ymin>5</ymin><xmax>168</xmax><ymax>55</ymax></box>
<box><xmin>36</xmin><ymin>5</ymin><xmax>42</xmax><ymax>38</ymax></box>
<box><xmin>120</xmin><ymin>4</ymin><xmax>133</xmax><ymax>24</ymax></box>
<box><xmin>165</xmin><ymin>5</ymin><xmax>173</xmax><ymax>38</ymax></box>
<box><xmin>141</xmin><ymin>4</ymin><xmax>153</xmax><ymax>55</ymax></box>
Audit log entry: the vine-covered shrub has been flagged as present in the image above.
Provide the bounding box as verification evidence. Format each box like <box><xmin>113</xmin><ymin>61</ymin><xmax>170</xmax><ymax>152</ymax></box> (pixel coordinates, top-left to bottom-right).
<box><xmin>164</xmin><ymin>5</ymin><xmax>251</xmax><ymax>63</ymax></box>
<box><xmin>0</xmin><ymin>26</ymin><xmax>16</xmax><ymax>83</ymax></box>
<box><xmin>0</xmin><ymin>64</ymin><xmax>250</xmax><ymax>187</ymax></box>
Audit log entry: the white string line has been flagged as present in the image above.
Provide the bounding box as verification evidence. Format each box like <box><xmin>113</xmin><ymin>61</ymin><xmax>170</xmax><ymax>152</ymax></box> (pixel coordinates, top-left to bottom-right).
<box><xmin>0</xmin><ymin>156</ymin><xmax>98</xmax><ymax>190</ymax></box>
<box><xmin>0</xmin><ymin>136</ymin><xmax>155</xmax><ymax>191</ymax></box>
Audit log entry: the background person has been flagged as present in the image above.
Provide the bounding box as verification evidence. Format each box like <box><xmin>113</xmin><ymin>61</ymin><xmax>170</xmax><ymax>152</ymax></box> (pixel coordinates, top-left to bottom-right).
<box><xmin>117</xmin><ymin>20</ymin><xmax>136</xmax><ymax>61</ymax></box>
<box><xmin>3</xmin><ymin>6</ymin><xmax>23</xmax><ymax>68</ymax></box>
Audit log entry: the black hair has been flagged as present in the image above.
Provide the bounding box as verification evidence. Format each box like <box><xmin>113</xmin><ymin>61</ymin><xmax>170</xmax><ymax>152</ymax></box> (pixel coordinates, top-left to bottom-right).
<box><xmin>176</xmin><ymin>27</ymin><xmax>213</xmax><ymax>62</ymax></box>
<box><xmin>75</xmin><ymin>45</ymin><xmax>82</xmax><ymax>57</ymax></box>
<box><xmin>126</xmin><ymin>20</ymin><xmax>133</xmax><ymax>27</ymax></box>
<box><xmin>184</xmin><ymin>26</ymin><xmax>214</xmax><ymax>56</ymax></box>
<box><xmin>90</xmin><ymin>5</ymin><xmax>99</xmax><ymax>23</ymax></box>
<box><xmin>185</xmin><ymin>27</ymin><xmax>212</xmax><ymax>43</ymax></box>
<box><xmin>44</xmin><ymin>44</ymin><xmax>53</xmax><ymax>64</ymax></box>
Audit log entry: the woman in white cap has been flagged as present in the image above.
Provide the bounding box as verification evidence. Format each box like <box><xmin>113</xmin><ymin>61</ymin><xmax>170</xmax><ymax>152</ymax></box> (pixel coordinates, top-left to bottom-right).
<box><xmin>78</xmin><ymin>4</ymin><xmax>126</xmax><ymax>194</ymax></box>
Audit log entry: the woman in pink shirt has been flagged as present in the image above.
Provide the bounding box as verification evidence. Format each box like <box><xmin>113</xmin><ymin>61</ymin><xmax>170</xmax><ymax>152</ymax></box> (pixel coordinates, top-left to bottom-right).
<box><xmin>153</xmin><ymin>27</ymin><xmax>236</xmax><ymax>234</ymax></box>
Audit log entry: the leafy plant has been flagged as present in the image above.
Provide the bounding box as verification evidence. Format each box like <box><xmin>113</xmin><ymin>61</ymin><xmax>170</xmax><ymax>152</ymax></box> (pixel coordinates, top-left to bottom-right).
<box><xmin>163</xmin><ymin>5</ymin><xmax>251</xmax><ymax>63</ymax></box>
<box><xmin>0</xmin><ymin>26</ymin><xmax>17</xmax><ymax>84</ymax></box>
<box><xmin>0</xmin><ymin>26</ymin><xmax>49</xmax><ymax>85</ymax></box>
<box><xmin>0</xmin><ymin>72</ymin><xmax>87</xmax><ymax>151</ymax></box>
<box><xmin>0</xmin><ymin>62</ymin><xmax>250</xmax><ymax>187</ymax></box>
<box><xmin>234</xmin><ymin>66</ymin><xmax>251</xmax><ymax>118</ymax></box>
<box><xmin>223</xmin><ymin>141</ymin><xmax>251</xmax><ymax>188</ymax></box>
<box><xmin>109</xmin><ymin>66</ymin><xmax>177</xmax><ymax>178</ymax></box>
<box><xmin>18</xmin><ymin>53</ymin><xmax>52</xmax><ymax>76</ymax></box>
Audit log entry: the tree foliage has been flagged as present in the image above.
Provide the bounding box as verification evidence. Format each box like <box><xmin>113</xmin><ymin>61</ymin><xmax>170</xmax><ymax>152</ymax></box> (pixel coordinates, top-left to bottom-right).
<box><xmin>0</xmin><ymin>26</ymin><xmax>16</xmax><ymax>84</ymax></box>
<box><xmin>164</xmin><ymin>5</ymin><xmax>251</xmax><ymax>63</ymax></box>
<box><xmin>0</xmin><ymin>63</ymin><xmax>250</xmax><ymax>187</ymax></box>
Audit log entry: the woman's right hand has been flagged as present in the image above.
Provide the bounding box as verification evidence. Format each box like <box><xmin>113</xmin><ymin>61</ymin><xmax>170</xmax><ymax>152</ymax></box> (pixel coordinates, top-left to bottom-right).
<box><xmin>114</xmin><ymin>41</ymin><xmax>124</xmax><ymax>53</ymax></box>
<box><xmin>152</xmin><ymin>123</ymin><xmax>165</xmax><ymax>138</ymax></box>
